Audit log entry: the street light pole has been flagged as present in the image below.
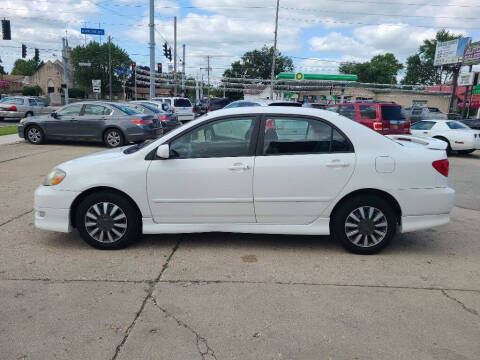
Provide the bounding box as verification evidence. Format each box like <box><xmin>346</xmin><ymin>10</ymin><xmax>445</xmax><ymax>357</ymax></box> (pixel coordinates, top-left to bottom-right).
<box><xmin>149</xmin><ymin>0</ymin><xmax>155</xmax><ymax>99</ymax></box>
<box><xmin>173</xmin><ymin>16</ymin><xmax>177</xmax><ymax>96</ymax></box>
<box><xmin>108</xmin><ymin>35</ymin><xmax>112</xmax><ymax>100</ymax></box>
<box><xmin>270</xmin><ymin>0</ymin><xmax>280</xmax><ymax>100</ymax></box>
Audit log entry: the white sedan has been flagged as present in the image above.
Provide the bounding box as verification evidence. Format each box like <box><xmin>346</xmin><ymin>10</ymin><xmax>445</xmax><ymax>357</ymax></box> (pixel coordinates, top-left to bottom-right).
<box><xmin>34</xmin><ymin>107</ymin><xmax>455</xmax><ymax>254</ymax></box>
<box><xmin>411</xmin><ymin>119</ymin><xmax>480</xmax><ymax>155</ymax></box>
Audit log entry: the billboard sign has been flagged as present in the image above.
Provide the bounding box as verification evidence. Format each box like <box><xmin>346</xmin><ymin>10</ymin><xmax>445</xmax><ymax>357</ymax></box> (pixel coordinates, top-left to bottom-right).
<box><xmin>463</xmin><ymin>41</ymin><xmax>480</xmax><ymax>66</ymax></box>
<box><xmin>458</xmin><ymin>72</ymin><xmax>474</xmax><ymax>86</ymax></box>
<box><xmin>434</xmin><ymin>37</ymin><xmax>471</xmax><ymax>66</ymax></box>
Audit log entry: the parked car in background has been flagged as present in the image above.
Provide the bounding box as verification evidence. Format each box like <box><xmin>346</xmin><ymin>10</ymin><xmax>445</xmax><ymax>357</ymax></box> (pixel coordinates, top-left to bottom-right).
<box><xmin>404</xmin><ymin>106</ymin><xmax>447</xmax><ymax>123</ymax></box>
<box><xmin>303</xmin><ymin>103</ymin><xmax>327</xmax><ymax>110</ymax></box>
<box><xmin>18</xmin><ymin>102</ymin><xmax>162</xmax><ymax>148</ymax></box>
<box><xmin>204</xmin><ymin>97</ymin><xmax>231</xmax><ymax>113</ymax></box>
<box><xmin>34</xmin><ymin>106</ymin><xmax>455</xmax><ymax>254</ymax></box>
<box><xmin>460</xmin><ymin>118</ymin><xmax>480</xmax><ymax>130</ymax></box>
<box><xmin>411</xmin><ymin>119</ymin><xmax>480</xmax><ymax>155</ymax></box>
<box><xmin>128</xmin><ymin>101</ymin><xmax>181</xmax><ymax>133</ymax></box>
<box><xmin>152</xmin><ymin>97</ymin><xmax>194</xmax><ymax>123</ymax></box>
<box><xmin>0</xmin><ymin>96</ymin><xmax>54</xmax><ymax>120</ymax></box>
<box><xmin>326</xmin><ymin>102</ymin><xmax>410</xmax><ymax>135</ymax></box>
<box><xmin>224</xmin><ymin>99</ymin><xmax>302</xmax><ymax>108</ymax></box>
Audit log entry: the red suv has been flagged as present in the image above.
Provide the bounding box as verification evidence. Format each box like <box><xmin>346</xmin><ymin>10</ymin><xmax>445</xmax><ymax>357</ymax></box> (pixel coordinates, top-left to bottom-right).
<box><xmin>326</xmin><ymin>102</ymin><xmax>410</xmax><ymax>135</ymax></box>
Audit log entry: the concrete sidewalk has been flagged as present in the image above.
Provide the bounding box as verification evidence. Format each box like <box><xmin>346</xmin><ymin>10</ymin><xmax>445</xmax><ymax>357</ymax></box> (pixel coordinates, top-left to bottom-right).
<box><xmin>0</xmin><ymin>133</ymin><xmax>22</xmax><ymax>146</ymax></box>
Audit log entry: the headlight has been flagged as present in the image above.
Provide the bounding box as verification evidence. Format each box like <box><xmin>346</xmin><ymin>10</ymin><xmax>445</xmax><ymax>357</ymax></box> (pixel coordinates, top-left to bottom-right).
<box><xmin>43</xmin><ymin>168</ymin><xmax>66</xmax><ymax>186</ymax></box>
<box><xmin>20</xmin><ymin>118</ymin><xmax>27</xmax><ymax>124</ymax></box>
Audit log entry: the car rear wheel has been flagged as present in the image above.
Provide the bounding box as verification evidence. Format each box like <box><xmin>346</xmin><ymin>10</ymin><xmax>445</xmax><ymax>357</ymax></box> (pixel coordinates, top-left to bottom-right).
<box><xmin>104</xmin><ymin>129</ymin><xmax>124</xmax><ymax>148</ymax></box>
<box><xmin>25</xmin><ymin>125</ymin><xmax>44</xmax><ymax>145</ymax></box>
<box><xmin>332</xmin><ymin>195</ymin><xmax>397</xmax><ymax>254</ymax></box>
<box><xmin>75</xmin><ymin>192</ymin><xmax>141</xmax><ymax>249</ymax></box>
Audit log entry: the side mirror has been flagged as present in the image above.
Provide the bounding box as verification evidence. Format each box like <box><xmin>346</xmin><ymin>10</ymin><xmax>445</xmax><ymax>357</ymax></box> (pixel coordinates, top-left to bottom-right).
<box><xmin>51</xmin><ymin>112</ymin><xmax>58</xmax><ymax>118</ymax></box>
<box><xmin>156</xmin><ymin>144</ymin><xmax>170</xmax><ymax>159</ymax></box>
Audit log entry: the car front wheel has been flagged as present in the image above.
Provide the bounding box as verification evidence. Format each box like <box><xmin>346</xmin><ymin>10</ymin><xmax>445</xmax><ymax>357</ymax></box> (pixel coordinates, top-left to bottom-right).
<box><xmin>332</xmin><ymin>195</ymin><xmax>397</xmax><ymax>254</ymax></box>
<box><xmin>75</xmin><ymin>192</ymin><xmax>141</xmax><ymax>249</ymax></box>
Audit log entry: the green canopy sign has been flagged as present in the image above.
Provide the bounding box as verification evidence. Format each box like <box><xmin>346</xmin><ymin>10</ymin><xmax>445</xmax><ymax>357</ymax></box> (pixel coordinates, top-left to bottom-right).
<box><xmin>276</xmin><ymin>73</ymin><xmax>358</xmax><ymax>81</ymax></box>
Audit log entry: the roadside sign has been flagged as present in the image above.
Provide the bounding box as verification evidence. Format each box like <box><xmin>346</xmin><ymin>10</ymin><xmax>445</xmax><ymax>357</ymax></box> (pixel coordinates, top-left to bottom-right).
<box><xmin>458</xmin><ymin>72</ymin><xmax>474</xmax><ymax>86</ymax></box>
<box><xmin>463</xmin><ymin>41</ymin><xmax>480</xmax><ymax>66</ymax></box>
<box><xmin>92</xmin><ymin>79</ymin><xmax>101</xmax><ymax>93</ymax></box>
<box><xmin>81</xmin><ymin>28</ymin><xmax>105</xmax><ymax>35</ymax></box>
<box><xmin>114</xmin><ymin>68</ymin><xmax>133</xmax><ymax>75</ymax></box>
<box><xmin>434</xmin><ymin>37</ymin><xmax>471</xmax><ymax>66</ymax></box>
<box><xmin>78</xmin><ymin>62</ymin><xmax>91</xmax><ymax>67</ymax></box>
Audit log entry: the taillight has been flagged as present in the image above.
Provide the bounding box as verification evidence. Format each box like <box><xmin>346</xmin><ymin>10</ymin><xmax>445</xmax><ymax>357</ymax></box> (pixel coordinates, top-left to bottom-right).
<box><xmin>404</xmin><ymin>121</ymin><xmax>411</xmax><ymax>134</ymax></box>
<box><xmin>373</xmin><ymin>121</ymin><xmax>383</xmax><ymax>131</ymax></box>
<box><xmin>192</xmin><ymin>108</ymin><xmax>195</xmax><ymax>113</ymax></box>
<box><xmin>131</xmin><ymin>119</ymin><xmax>152</xmax><ymax>125</ymax></box>
<box><xmin>157</xmin><ymin>115</ymin><xmax>168</xmax><ymax>121</ymax></box>
<box><xmin>432</xmin><ymin>159</ymin><xmax>449</xmax><ymax>177</ymax></box>
<box><xmin>208</xmin><ymin>107</ymin><xmax>212</xmax><ymax>112</ymax></box>
<box><xmin>9</xmin><ymin>105</ymin><xmax>17</xmax><ymax>111</ymax></box>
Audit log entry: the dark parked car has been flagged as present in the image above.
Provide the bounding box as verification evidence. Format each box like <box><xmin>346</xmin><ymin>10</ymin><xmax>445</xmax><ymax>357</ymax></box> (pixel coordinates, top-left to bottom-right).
<box><xmin>18</xmin><ymin>102</ymin><xmax>162</xmax><ymax>148</ymax></box>
<box><xmin>302</xmin><ymin>103</ymin><xmax>327</xmax><ymax>109</ymax></box>
<box><xmin>460</xmin><ymin>118</ymin><xmax>480</xmax><ymax>130</ymax></box>
<box><xmin>127</xmin><ymin>101</ymin><xmax>181</xmax><ymax>132</ymax></box>
<box><xmin>194</xmin><ymin>97</ymin><xmax>231</xmax><ymax>116</ymax></box>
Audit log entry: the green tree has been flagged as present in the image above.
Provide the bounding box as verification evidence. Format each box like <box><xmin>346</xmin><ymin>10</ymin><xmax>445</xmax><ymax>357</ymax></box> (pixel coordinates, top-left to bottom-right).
<box><xmin>11</xmin><ymin>58</ymin><xmax>43</xmax><ymax>76</ymax></box>
<box><xmin>402</xmin><ymin>29</ymin><xmax>462</xmax><ymax>85</ymax></box>
<box><xmin>339</xmin><ymin>53</ymin><xmax>403</xmax><ymax>84</ymax></box>
<box><xmin>0</xmin><ymin>64</ymin><xmax>6</xmax><ymax>75</ymax></box>
<box><xmin>70</xmin><ymin>41</ymin><xmax>131</xmax><ymax>96</ymax></box>
<box><xmin>22</xmin><ymin>85</ymin><xmax>43</xmax><ymax>96</ymax></box>
<box><xmin>223</xmin><ymin>45</ymin><xmax>294</xmax><ymax>80</ymax></box>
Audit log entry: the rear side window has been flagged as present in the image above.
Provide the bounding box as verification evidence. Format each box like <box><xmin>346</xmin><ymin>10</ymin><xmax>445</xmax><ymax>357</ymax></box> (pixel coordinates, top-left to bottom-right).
<box><xmin>411</xmin><ymin>121</ymin><xmax>435</xmax><ymax>130</ymax></box>
<box><xmin>110</xmin><ymin>104</ymin><xmax>141</xmax><ymax>115</ymax></box>
<box><xmin>381</xmin><ymin>106</ymin><xmax>406</xmax><ymax>120</ymax></box>
<box><xmin>2</xmin><ymin>97</ymin><xmax>24</xmax><ymax>105</ymax></box>
<box><xmin>262</xmin><ymin>117</ymin><xmax>353</xmax><ymax>155</ymax></box>
<box><xmin>174</xmin><ymin>99</ymin><xmax>192</xmax><ymax>107</ymax></box>
<box><xmin>446</xmin><ymin>121</ymin><xmax>467</xmax><ymax>129</ymax></box>
<box><xmin>84</xmin><ymin>104</ymin><xmax>111</xmax><ymax>115</ymax></box>
<box><xmin>359</xmin><ymin>105</ymin><xmax>377</xmax><ymax>119</ymax></box>
<box><xmin>337</xmin><ymin>105</ymin><xmax>356</xmax><ymax>120</ymax></box>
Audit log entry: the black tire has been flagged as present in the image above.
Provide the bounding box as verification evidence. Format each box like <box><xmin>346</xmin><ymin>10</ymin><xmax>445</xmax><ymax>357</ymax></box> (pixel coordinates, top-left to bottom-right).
<box><xmin>457</xmin><ymin>149</ymin><xmax>475</xmax><ymax>155</ymax></box>
<box><xmin>75</xmin><ymin>191</ymin><xmax>141</xmax><ymax>250</ymax></box>
<box><xmin>434</xmin><ymin>136</ymin><xmax>452</xmax><ymax>156</ymax></box>
<box><xmin>25</xmin><ymin>125</ymin><xmax>44</xmax><ymax>145</ymax></box>
<box><xmin>332</xmin><ymin>195</ymin><xmax>397</xmax><ymax>254</ymax></box>
<box><xmin>103</xmin><ymin>128</ymin><xmax>125</xmax><ymax>148</ymax></box>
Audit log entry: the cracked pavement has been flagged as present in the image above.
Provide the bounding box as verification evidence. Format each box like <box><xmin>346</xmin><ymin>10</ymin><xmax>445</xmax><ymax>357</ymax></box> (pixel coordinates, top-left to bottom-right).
<box><xmin>1</xmin><ymin>142</ymin><xmax>479</xmax><ymax>360</ymax></box>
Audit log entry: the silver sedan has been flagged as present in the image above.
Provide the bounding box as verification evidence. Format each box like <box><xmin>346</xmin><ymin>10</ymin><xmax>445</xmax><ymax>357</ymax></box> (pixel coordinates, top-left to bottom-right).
<box><xmin>0</xmin><ymin>96</ymin><xmax>55</xmax><ymax>120</ymax></box>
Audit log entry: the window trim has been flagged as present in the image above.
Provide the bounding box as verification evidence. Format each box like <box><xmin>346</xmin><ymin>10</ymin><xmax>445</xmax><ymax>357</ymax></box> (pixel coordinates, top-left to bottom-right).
<box><xmin>256</xmin><ymin>114</ymin><xmax>355</xmax><ymax>157</ymax></box>
<box><xmin>150</xmin><ymin>114</ymin><xmax>261</xmax><ymax>160</ymax></box>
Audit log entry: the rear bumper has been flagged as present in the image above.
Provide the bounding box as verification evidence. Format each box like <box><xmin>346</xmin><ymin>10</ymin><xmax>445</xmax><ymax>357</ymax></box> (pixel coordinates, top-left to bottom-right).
<box><xmin>177</xmin><ymin>114</ymin><xmax>194</xmax><ymax>122</ymax></box>
<box><xmin>392</xmin><ymin>187</ymin><xmax>455</xmax><ymax>217</ymax></box>
<box><xmin>400</xmin><ymin>213</ymin><xmax>450</xmax><ymax>233</ymax></box>
<box><xmin>0</xmin><ymin>110</ymin><xmax>23</xmax><ymax>119</ymax></box>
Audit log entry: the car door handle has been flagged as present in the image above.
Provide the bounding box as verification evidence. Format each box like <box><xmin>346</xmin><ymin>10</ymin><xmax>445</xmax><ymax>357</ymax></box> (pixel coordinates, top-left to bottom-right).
<box><xmin>228</xmin><ymin>163</ymin><xmax>250</xmax><ymax>171</ymax></box>
<box><xmin>423</xmin><ymin>131</ymin><xmax>428</xmax><ymax>134</ymax></box>
<box><xmin>326</xmin><ymin>160</ymin><xmax>350</xmax><ymax>168</ymax></box>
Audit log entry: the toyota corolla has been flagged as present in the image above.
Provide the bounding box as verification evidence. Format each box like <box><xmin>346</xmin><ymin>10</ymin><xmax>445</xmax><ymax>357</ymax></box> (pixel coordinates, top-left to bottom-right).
<box><xmin>34</xmin><ymin>107</ymin><xmax>455</xmax><ymax>254</ymax></box>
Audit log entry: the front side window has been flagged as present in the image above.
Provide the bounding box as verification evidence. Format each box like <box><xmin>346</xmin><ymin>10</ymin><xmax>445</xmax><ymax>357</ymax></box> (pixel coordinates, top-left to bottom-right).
<box><xmin>262</xmin><ymin>117</ymin><xmax>352</xmax><ymax>155</ymax></box>
<box><xmin>83</xmin><ymin>104</ymin><xmax>111</xmax><ymax>116</ymax></box>
<box><xmin>170</xmin><ymin>117</ymin><xmax>255</xmax><ymax>159</ymax></box>
<box><xmin>411</xmin><ymin>121</ymin><xmax>435</xmax><ymax>130</ymax></box>
<box><xmin>57</xmin><ymin>104</ymin><xmax>83</xmax><ymax>116</ymax></box>
<box><xmin>337</xmin><ymin>105</ymin><xmax>356</xmax><ymax>120</ymax></box>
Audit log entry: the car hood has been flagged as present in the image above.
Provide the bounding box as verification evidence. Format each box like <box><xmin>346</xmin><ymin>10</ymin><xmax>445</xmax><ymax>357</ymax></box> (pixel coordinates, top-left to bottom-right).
<box><xmin>57</xmin><ymin>146</ymin><xmax>129</xmax><ymax>171</ymax></box>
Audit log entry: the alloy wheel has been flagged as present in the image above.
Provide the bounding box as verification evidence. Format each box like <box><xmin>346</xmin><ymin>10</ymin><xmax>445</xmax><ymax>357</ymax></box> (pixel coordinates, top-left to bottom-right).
<box><xmin>27</xmin><ymin>127</ymin><xmax>41</xmax><ymax>143</ymax></box>
<box><xmin>344</xmin><ymin>206</ymin><xmax>388</xmax><ymax>248</ymax></box>
<box><xmin>84</xmin><ymin>202</ymin><xmax>128</xmax><ymax>243</ymax></box>
<box><xmin>106</xmin><ymin>131</ymin><xmax>121</xmax><ymax>147</ymax></box>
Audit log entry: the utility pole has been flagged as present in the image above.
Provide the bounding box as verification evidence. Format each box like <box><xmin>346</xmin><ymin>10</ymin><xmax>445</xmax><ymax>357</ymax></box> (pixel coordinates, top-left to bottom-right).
<box><xmin>62</xmin><ymin>37</ymin><xmax>69</xmax><ymax>105</ymax></box>
<box><xmin>173</xmin><ymin>16</ymin><xmax>177</xmax><ymax>96</ymax></box>
<box><xmin>108</xmin><ymin>35</ymin><xmax>112</xmax><ymax>100</ymax></box>
<box><xmin>134</xmin><ymin>67</ymin><xmax>137</xmax><ymax>100</ymax></box>
<box><xmin>149</xmin><ymin>0</ymin><xmax>155</xmax><ymax>99</ymax></box>
<box><xmin>181</xmin><ymin>44</ymin><xmax>185</xmax><ymax>95</ymax></box>
<box><xmin>207</xmin><ymin>55</ymin><xmax>210</xmax><ymax>96</ymax></box>
<box><xmin>270</xmin><ymin>0</ymin><xmax>280</xmax><ymax>100</ymax></box>
<box><xmin>448</xmin><ymin>65</ymin><xmax>460</xmax><ymax>113</ymax></box>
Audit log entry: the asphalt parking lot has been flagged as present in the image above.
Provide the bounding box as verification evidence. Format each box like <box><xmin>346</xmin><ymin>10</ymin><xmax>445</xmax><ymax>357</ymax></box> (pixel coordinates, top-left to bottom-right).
<box><xmin>1</xmin><ymin>140</ymin><xmax>479</xmax><ymax>360</ymax></box>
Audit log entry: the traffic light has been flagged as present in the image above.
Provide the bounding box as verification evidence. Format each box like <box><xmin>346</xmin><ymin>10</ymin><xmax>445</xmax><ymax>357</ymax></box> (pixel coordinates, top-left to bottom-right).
<box><xmin>131</xmin><ymin>61</ymin><xmax>136</xmax><ymax>70</ymax></box>
<box><xmin>167</xmin><ymin>48</ymin><xmax>172</xmax><ymax>61</ymax></box>
<box><xmin>21</xmin><ymin>44</ymin><xmax>27</xmax><ymax>58</ymax></box>
<box><xmin>157</xmin><ymin>63</ymin><xmax>162</xmax><ymax>73</ymax></box>
<box><xmin>162</xmin><ymin>42</ymin><xmax>168</xmax><ymax>58</ymax></box>
<box><xmin>1</xmin><ymin>19</ymin><xmax>11</xmax><ymax>40</ymax></box>
<box><xmin>34</xmin><ymin>48</ymin><xmax>39</xmax><ymax>62</ymax></box>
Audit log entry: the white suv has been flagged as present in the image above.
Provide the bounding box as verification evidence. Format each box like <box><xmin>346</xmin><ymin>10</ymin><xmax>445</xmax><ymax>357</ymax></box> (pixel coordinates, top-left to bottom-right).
<box><xmin>152</xmin><ymin>97</ymin><xmax>194</xmax><ymax>123</ymax></box>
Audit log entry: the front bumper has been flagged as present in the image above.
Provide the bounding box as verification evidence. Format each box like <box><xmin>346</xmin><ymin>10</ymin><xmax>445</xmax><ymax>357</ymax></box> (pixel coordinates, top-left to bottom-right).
<box><xmin>34</xmin><ymin>186</ymin><xmax>80</xmax><ymax>233</ymax></box>
<box><xmin>0</xmin><ymin>110</ymin><xmax>23</xmax><ymax>119</ymax></box>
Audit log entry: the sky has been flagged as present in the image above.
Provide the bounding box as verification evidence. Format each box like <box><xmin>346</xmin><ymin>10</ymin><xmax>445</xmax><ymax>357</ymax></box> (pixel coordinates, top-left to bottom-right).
<box><xmin>1</xmin><ymin>0</ymin><xmax>480</xmax><ymax>81</ymax></box>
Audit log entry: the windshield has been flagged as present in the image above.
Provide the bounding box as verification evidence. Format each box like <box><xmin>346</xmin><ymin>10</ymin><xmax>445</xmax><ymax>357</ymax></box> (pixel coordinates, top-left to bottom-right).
<box><xmin>110</xmin><ymin>103</ymin><xmax>142</xmax><ymax>115</ymax></box>
<box><xmin>174</xmin><ymin>98</ymin><xmax>192</xmax><ymax>107</ymax></box>
<box><xmin>0</xmin><ymin>97</ymin><xmax>23</xmax><ymax>104</ymax></box>
<box><xmin>140</xmin><ymin>103</ymin><xmax>162</xmax><ymax>113</ymax></box>
<box><xmin>381</xmin><ymin>105</ymin><xmax>406</xmax><ymax>120</ymax></box>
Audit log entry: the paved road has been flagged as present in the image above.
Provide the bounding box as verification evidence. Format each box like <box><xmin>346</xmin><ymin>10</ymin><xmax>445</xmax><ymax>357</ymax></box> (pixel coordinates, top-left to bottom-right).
<box><xmin>0</xmin><ymin>142</ymin><xmax>479</xmax><ymax>360</ymax></box>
